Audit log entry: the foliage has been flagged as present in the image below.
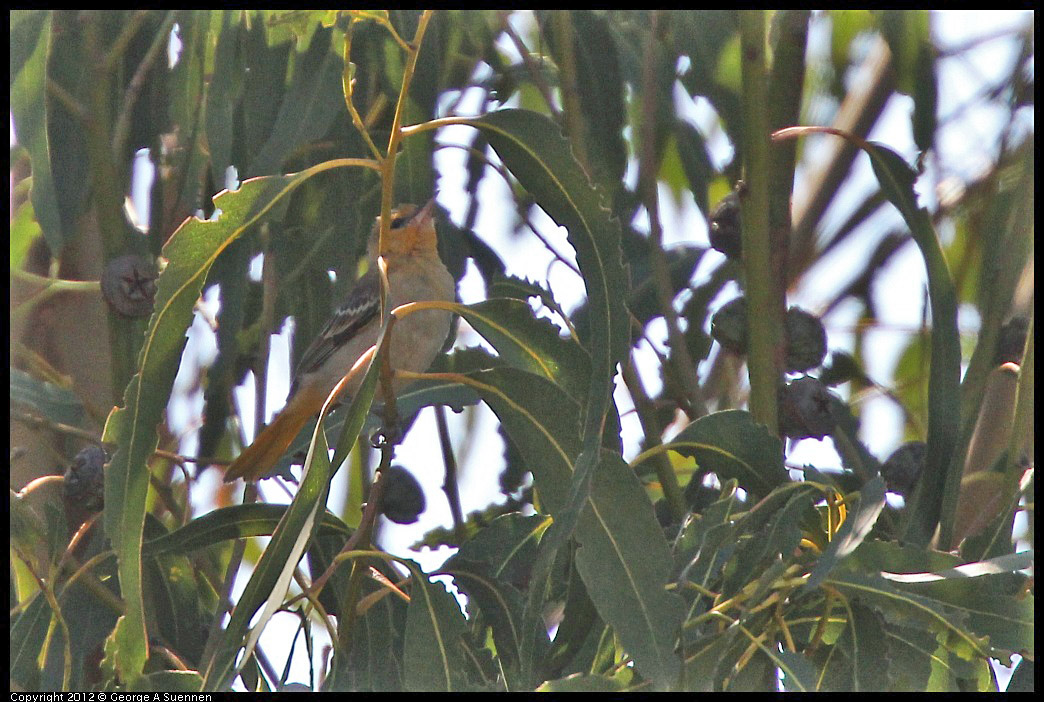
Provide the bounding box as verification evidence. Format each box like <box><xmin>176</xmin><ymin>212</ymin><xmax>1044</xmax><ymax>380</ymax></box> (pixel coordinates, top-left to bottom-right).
<box><xmin>10</xmin><ymin>9</ymin><xmax>1033</xmax><ymax>692</ymax></box>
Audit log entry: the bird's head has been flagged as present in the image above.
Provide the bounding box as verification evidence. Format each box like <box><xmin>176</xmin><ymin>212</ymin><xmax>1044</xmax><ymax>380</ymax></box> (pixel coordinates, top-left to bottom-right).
<box><xmin>368</xmin><ymin>198</ymin><xmax>439</xmax><ymax>261</ymax></box>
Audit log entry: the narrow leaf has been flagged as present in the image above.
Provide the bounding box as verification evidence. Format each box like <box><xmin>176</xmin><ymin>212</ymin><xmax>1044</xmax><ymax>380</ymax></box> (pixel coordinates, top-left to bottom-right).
<box><xmin>803</xmin><ymin>476</ymin><xmax>886</xmax><ymax>592</ymax></box>
<box><xmin>574</xmin><ymin>452</ymin><xmax>685</xmax><ymax>690</ymax></box>
<box><xmin>654</xmin><ymin>410</ymin><xmax>787</xmax><ymax>496</ymax></box>
<box><xmin>104</xmin><ymin>162</ymin><xmax>373</xmax><ymax>680</ymax></box>
<box><xmin>402</xmin><ymin>564</ymin><xmax>470</xmax><ymax>691</ymax></box>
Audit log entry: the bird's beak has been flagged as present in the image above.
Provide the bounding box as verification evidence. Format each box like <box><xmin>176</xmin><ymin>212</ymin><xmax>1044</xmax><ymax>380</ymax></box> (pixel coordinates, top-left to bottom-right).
<box><xmin>414</xmin><ymin>196</ymin><xmax>438</xmax><ymax>224</ymax></box>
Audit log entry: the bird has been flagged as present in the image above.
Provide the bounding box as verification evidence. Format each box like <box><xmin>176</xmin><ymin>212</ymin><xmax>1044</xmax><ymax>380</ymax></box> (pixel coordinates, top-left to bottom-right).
<box><xmin>223</xmin><ymin>198</ymin><xmax>457</xmax><ymax>482</ymax></box>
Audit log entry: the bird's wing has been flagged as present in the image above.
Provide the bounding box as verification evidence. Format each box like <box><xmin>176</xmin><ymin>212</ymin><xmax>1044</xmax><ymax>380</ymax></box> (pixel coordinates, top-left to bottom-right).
<box><xmin>289</xmin><ymin>269</ymin><xmax>381</xmax><ymax>397</ymax></box>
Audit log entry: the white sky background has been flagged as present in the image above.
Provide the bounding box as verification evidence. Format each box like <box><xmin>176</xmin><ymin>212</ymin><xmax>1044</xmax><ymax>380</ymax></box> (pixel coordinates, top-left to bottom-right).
<box><xmin>101</xmin><ymin>9</ymin><xmax>1035</xmax><ymax>690</ymax></box>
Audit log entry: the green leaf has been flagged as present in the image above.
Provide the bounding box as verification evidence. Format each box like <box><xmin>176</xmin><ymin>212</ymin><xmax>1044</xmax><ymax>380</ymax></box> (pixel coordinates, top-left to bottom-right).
<box><xmin>879</xmin><ymin>620</ymin><xmax>936</xmax><ymax>691</ymax></box>
<box><xmin>103</xmin><ymin>162</ymin><xmax>370</xmax><ymax>681</ymax></box>
<box><xmin>203</xmin><ymin>311</ymin><xmax>384</xmax><ymax>690</ymax></box>
<box><xmin>442</xmin><ymin>513</ymin><xmax>552</xmax><ymax>687</ymax></box>
<box><xmin>838</xmin><ymin>601</ymin><xmax>891</xmax><ymax>691</ymax></box>
<box><xmin>675</xmin><ymin>121</ymin><xmax>715</xmax><ymax>216</ymax></box>
<box><xmin>537</xmin><ymin>672</ymin><xmax>629</xmax><ymax>692</ymax></box>
<box><xmin>803</xmin><ymin>476</ymin><xmax>886</xmax><ymax>592</ymax></box>
<box><xmin>676</xmin><ymin>483</ymin><xmax>742</xmax><ymax>590</ymax></box>
<box><xmin>9</xmin><ymin>594</ymin><xmax>49</xmax><ymax>690</ymax></box>
<box><xmin>10</xmin><ymin>368</ymin><xmax>85</xmax><ymax>429</ymax></box>
<box><xmin>402</xmin><ymin>562</ymin><xmax>471</xmax><ymax>691</ymax></box>
<box><xmin>247</xmin><ymin>30</ymin><xmax>347</xmax><ymax>177</ymax></box>
<box><xmin>457</xmin><ymin>109</ymin><xmax>629</xmax><ymax>453</ymax></box>
<box><xmin>204</xmin><ymin>424</ymin><xmax>333</xmax><ymax>690</ymax></box>
<box><xmin>142</xmin><ymin>518</ymin><xmax>207</xmax><ymax>665</ymax></box>
<box><xmin>445</xmin><ymin>513</ymin><xmax>551</xmax><ymax>586</ymax></box>
<box><xmin>891</xmin><ymin>570</ymin><xmax>1033</xmax><ymax>659</ymax></box>
<box><xmin>854</xmin><ymin>142</ymin><xmax>960</xmax><ymax>547</ymax></box>
<box><xmin>10</xmin><ymin>196</ymin><xmax>42</xmax><ymax>270</ymax></box>
<box><xmin>558</xmin><ymin>10</ymin><xmax>627</xmax><ymax>190</ymax></box>
<box><xmin>876</xmin><ymin>10</ymin><xmax>936</xmax><ymax>153</ymax></box>
<box><xmin>461</xmin><ymin>366</ymin><xmax>580</xmax><ymax>517</ymax></box>
<box><xmin>141</xmin><ymin>504</ymin><xmax>351</xmax><ymax>557</ymax></box>
<box><xmin>775</xmin><ymin>650</ymin><xmax>817</xmax><ymax>692</ymax></box>
<box><xmin>827</xmin><ymin>11</ymin><xmax>875</xmax><ymax>94</ymax></box>
<box><xmin>825</xmin><ymin>571</ymin><xmax>990</xmax><ymax>662</ymax></box>
<box><xmin>10</xmin><ymin>10</ymin><xmax>63</xmax><ymax>253</ymax></box>
<box><xmin>1006</xmin><ymin>656</ymin><xmax>1033</xmax><ymax>692</ymax></box>
<box><xmin>453</xmin><ymin>298</ymin><xmax>591</xmax><ymax>401</ymax></box>
<box><xmin>682</xmin><ymin>628</ymin><xmax>733</xmax><ymax>692</ymax></box>
<box><xmin>329</xmin><ymin>589</ymin><xmax>406</xmax><ymax>691</ymax></box>
<box><xmin>205</xmin><ymin>12</ymin><xmax>246</xmax><ymax>185</ymax></box>
<box><xmin>848</xmin><ymin>540</ymin><xmax>963</xmax><ymax>575</ymax></box>
<box><xmin>439</xmin><ymin>557</ymin><xmax>549</xmax><ymax>690</ymax></box>
<box><xmin>129</xmin><ymin>670</ymin><xmax>204</xmax><ymax>692</ymax></box>
<box><xmin>574</xmin><ymin>452</ymin><xmax>685</xmax><ymax>690</ymax></box>
<box><xmin>655</xmin><ymin>410</ymin><xmax>787</xmax><ymax>496</ymax></box>
<box><xmin>625</xmin><ymin>238</ymin><xmax>707</xmax><ymax>329</ymax></box>
<box><xmin>719</xmin><ymin>487</ymin><xmax>811</xmax><ymax>600</ymax></box>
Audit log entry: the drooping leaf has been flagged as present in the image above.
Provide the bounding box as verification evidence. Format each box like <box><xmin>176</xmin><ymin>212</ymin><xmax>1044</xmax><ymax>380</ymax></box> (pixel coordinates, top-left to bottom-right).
<box><xmin>454</xmin><ymin>109</ymin><xmax>629</xmax><ymax>454</ymax></box>
<box><xmin>10</xmin><ymin>368</ymin><xmax>85</xmax><ymax>429</ymax></box>
<box><xmin>9</xmin><ymin>593</ymin><xmax>50</xmax><ymax>690</ymax></box>
<box><xmin>440</xmin><ymin>557</ymin><xmax>549</xmax><ymax>690</ymax></box>
<box><xmin>574</xmin><ymin>452</ymin><xmax>685</xmax><ymax>690</ymax></box>
<box><xmin>654</xmin><ymin>410</ymin><xmax>787</xmax><ymax>497</ymax></box>
<box><xmin>102</xmin><ymin>163</ymin><xmax>373</xmax><ymax>681</ymax></box>
<box><xmin>203</xmin><ymin>310</ymin><xmax>384</xmax><ymax>690</ymax></box>
<box><xmin>10</xmin><ymin>10</ymin><xmax>63</xmax><ymax>253</ymax></box>
<box><xmin>247</xmin><ymin>29</ymin><xmax>346</xmax><ymax>177</ymax></box>
<box><xmin>803</xmin><ymin>475</ymin><xmax>887</xmax><ymax>592</ymax></box>
<box><xmin>402</xmin><ymin>563</ymin><xmax>471</xmax><ymax>691</ymax></box>
<box><xmin>453</xmin><ymin>298</ymin><xmax>591</xmax><ymax>400</ymax></box>
<box><xmin>141</xmin><ymin>504</ymin><xmax>351</xmax><ymax>557</ymax></box>
<box><xmin>825</xmin><ymin>571</ymin><xmax>991</xmax><ymax>663</ymax></box>
<box><xmin>458</xmin><ymin>366</ymin><xmax>580</xmax><ymax>517</ymax></box>
<box><xmin>856</xmin><ymin>143</ymin><xmax>960</xmax><ymax>547</ymax></box>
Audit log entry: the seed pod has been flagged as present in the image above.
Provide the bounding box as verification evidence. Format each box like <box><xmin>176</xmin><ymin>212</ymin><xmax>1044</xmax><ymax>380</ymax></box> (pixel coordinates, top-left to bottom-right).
<box><xmin>380</xmin><ymin>465</ymin><xmax>426</xmax><ymax>524</ymax></box>
<box><xmin>64</xmin><ymin>445</ymin><xmax>107</xmax><ymax>512</ymax></box>
<box><xmin>778</xmin><ymin>376</ymin><xmax>836</xmax><ymax>440</ymax></box>
<box><xmin>819</xmin><ymin>350</ymin><xmax>866</xmax><ymax>387</ymax></box>
<box><xmin>101</xmin><ymin>254</ymin><xmax>157</xmax><ymax>317</ymax></box>
<box><xmin>64</xmin><ymin>445</ymin><xmax>107</xmax><ymax>533</ymax></box>
<box><xmin>784</xmin><ymin>307</ymin><xmax>828</xmax><ymax>373</ymax></box>
<box><xmin>710</xmin><ymin>296</ymin><xmax>748</xmax><ymax>354</ymax></box>
<box><xmin>708</xmin><ymin>192</ymin><xmax>742</xmax><ymax>260</ymax></box>
<box><xmin>995</xmin><ymin>316</ymin><xmax>1029</xmax><ymax>365</ymax></box>
<box><xmin>880</xmin><ymin>441</ymin><xmax>926</xmax><ymax>497</ymax></box>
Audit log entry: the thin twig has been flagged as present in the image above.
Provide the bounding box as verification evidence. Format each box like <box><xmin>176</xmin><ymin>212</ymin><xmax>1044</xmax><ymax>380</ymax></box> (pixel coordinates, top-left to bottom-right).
<box><xmin>636</xmin><ymin>11</ymin><xmax>707</xmax><ymax>419</ymax></box>
<box><xmin>621</xmin><ymin>355</ymin><xmax>687</xmax><ymax>521</ymax></box>
<box><xmin>112</xmin><ymin>11</ymin><xmax>176</xmax><ymax>160</ymax></box>
<box><xmin>497</xmin><ymin>11</ymin><xmax>560</xmax><ymax>117</ymax></box>
<box><xmin>435</xmin><ymin>405</ymin><xmax>466</xmax><ymax>541</ymax></box>
<box><xmin>104</xmin><ymin>10</ymin><xmax>151</xmax><ymax>70</ymax></box>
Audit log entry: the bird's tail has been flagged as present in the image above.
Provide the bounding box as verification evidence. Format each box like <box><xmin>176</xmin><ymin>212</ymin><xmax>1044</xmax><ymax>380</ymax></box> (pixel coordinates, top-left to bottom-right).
<box><xmin>223</xmin><ymin>386</ymin><xmax>326</xmax><ymax>482</ymax></box>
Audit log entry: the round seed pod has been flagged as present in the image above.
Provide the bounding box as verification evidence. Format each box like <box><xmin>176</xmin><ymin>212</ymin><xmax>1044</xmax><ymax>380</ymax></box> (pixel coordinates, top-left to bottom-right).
<box><xmin>880</xmin><ymin>441</ymin><xmax>926</xmax><ymax>497</ymax></box>
<box><xmin>995</xmin><ymin>316</ymin><xmax>1029</xmax><ymax>365</ymax></box>
<box><xmin>708</xmin><ymin>192</ymin><xmax>742</xmax><ymax>260</ymax></box>
<box><xmin>784</xmin><ymin>307</ymin><xmax>828</xmax><ymax>373</ymax></box>
<box><xmin>380</xmin><ymin>465</ymin><xmax>426</xmax><ymax>525</ymax></box>
<box><xmin>101</xmin><ymin>254</ymin><xmax>157</xmax><ymax>318</ymax></box>
<box><xmin>710</xmin><ymin>296</ymin><xmax>748</xmax><ymax>354</ymax></box>
<box><xmin>819</xmin><ymin>350</ymin><xmax>866</xmax><ymax>387</ymax></box>
<box><xmin>64</xmin><ymin>445</ymin><xmax>107</xmax><ymax>513</ymax></box>
<box><xmin>778</xmin><ymin>376</ymin><xmax>836</xmax><ymax>441</ymax></box>
<box><xmin>64</xmin><ymin>445</ymin><xmax>107</xmax><ymax>533</ymax></box>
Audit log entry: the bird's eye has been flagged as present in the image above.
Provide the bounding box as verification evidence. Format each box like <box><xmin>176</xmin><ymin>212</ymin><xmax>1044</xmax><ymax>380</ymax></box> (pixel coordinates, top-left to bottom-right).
<box><xmin>389</xmin><ymin>216</ymin><xmax>409</xmax><ymax>229</ymax></box>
